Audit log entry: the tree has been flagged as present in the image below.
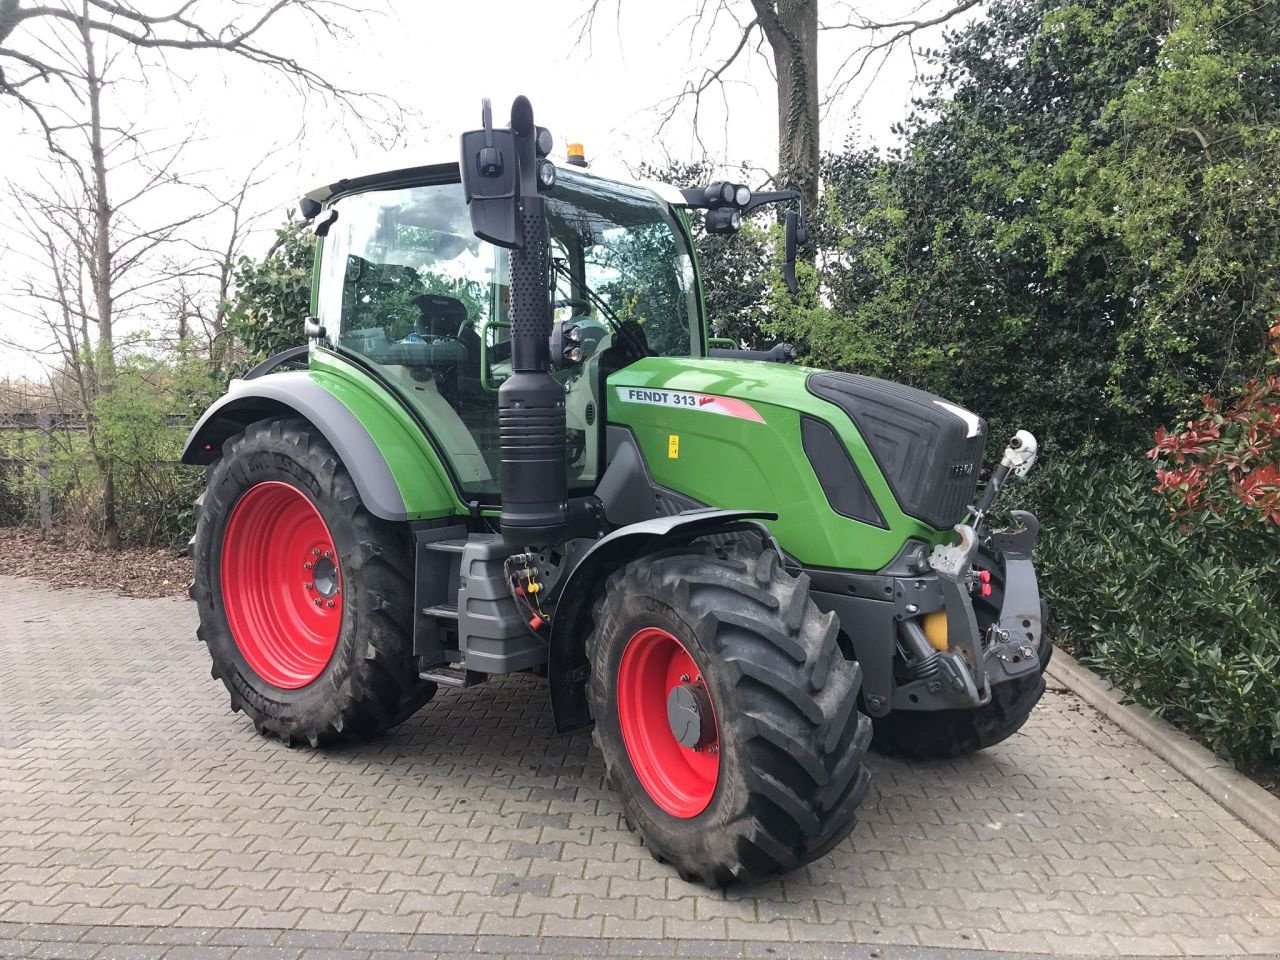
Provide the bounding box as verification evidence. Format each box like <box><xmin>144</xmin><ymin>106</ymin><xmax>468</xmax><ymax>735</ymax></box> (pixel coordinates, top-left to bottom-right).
<box><xmin>161</xmin><ymin>159</ymin><xmax>281</xmax><ymax>371</ymax></box>
<box><xmin>797</xmin><ymin>0</ymin><xmax>1280</xmax><ymax>453</ymax></box>
<box><xmin>2</xmin><ymin>1</ymin><xmax>397</xmax><ymax>546</ymax></box>
<box><xmin>224</xmin><ymin>213</ymin><xmax>315</xmax><ymax>362</ymax></box>
<box><xmin>5</xmin><ymin>19</ymin><xmax>213</xmax><ymax>546</ymax></box>
<box><xmin>579</xmin><ymin>0</ymin><xmax>981</xmax><ymax>218</ymax></box>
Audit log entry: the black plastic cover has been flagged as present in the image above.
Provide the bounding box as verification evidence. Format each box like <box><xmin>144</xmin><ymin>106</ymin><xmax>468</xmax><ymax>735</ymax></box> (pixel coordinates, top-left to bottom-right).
<box><xmin>800</xmin><ymin>416</ymin><xmax>886</xmax><ymax>528</ymax></box>
<box><xmin>499</xmin><ymin>371</ymin><xmax>567</xmax><ymax>545</ymax></box>
<box><xmin>459</xmin><ymin>127</ymin><xmax>519</xmax><ymax>248</ymax></box>
<box><xmin>807</xmin><ymin>372</ymin><xmax>986</xmax><ymax>530</ymax></box>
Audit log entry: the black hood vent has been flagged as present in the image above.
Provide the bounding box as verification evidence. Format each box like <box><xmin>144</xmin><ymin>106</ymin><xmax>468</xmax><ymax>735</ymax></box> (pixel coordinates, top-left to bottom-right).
<box><xmin>806</xmin><ymin>372</ymin><xmax>986</xmax><ymax>530</ymax></box>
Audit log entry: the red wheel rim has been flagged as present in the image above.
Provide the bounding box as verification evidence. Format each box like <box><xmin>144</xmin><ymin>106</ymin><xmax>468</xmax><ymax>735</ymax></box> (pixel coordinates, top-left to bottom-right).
<box><xmin>616</xmin><ymin>627</ymin><xmax>719</xmax><ymax>818</ymax></box>
<box><xmin>221</xmin><ymin>481</ymin><xmax>342</xmax><ymax>689</ymax></box>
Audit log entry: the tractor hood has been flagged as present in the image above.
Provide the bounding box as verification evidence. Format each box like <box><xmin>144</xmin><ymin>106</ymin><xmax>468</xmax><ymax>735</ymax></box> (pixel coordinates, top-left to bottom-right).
<box><xmin>606</xmin><ymin>356</ymin><xmax>985</xmax><ymax>569</ymax></box>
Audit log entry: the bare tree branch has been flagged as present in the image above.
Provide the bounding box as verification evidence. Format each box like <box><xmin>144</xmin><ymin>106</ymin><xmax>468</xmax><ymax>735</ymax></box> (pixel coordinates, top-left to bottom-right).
<box><xmin>2</xmin><ymin>0</ymin><xmax>405</xmax><ymax>144</ymax></box>
<box><xmin>821</xmin><ymin>0</ymin><xmax>982</xmax><ymax>110</ymax></box>
<box><xmin>576</xmin><ymin>0</ymin><xmax>985</xmax><ymax>203</ymax></box>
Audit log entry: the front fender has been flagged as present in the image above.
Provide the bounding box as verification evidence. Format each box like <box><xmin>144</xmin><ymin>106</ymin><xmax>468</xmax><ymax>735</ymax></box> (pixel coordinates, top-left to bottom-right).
<box><xmin>547</xmin><ymin>508</ymin><xmax>777</xmax><ymax>732</ymax></box>
<box><xmin>183</xmin><ymin>372</ymin><xmax>411</xmax><ymax>521</ymax></box>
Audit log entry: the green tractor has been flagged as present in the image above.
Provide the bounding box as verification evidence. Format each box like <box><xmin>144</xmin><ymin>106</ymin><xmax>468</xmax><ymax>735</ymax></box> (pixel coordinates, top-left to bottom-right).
<box><xmin>185</xmin><ymin>97</ymin><xmax>1047</xmax><ymax>886</ymax></box>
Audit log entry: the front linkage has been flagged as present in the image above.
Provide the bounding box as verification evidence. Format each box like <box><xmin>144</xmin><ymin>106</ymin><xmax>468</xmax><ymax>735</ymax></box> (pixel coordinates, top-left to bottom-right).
<box><xmin>891</xmin><ymin>431</ymin><xmax>1043</xmax><ymax>712</ymax></box>
<box><xmin>838</xmin><ymin>431</ymin><xmax>1047</xmax><ymax>760</ymax></box>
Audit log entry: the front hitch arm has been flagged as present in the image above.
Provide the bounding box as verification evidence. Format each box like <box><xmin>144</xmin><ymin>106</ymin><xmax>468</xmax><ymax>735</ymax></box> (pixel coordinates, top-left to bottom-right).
<box><xmin>930</xmin><ymin>524</ymin><xmax>991</xmax><ymax>708</ymax></box>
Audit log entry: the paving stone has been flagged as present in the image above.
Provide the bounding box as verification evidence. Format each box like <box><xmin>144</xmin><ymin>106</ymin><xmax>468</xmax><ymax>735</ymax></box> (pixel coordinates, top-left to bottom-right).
<box><xmin>31</xmin><ymin>942</ymin><xmax>101</xmax><ymax>959</ymax></box>
<box><xmin>229</xmin><ymin>950</ymin><xmax>302</xmax><ymax>960</ymax></box>
<box><xmin>91</xmin><ymin>947</ymin><xmax>169</xmax><ymax>960</ymax></box>
<box><xmin>162</xmin><ymin>947</ymin><xmax>236</xmax><ymax>960</ymax></box>
<box><xmin>15</xmin><ymin>927</ymin><xmax>91</xmax><ymax>944</ymax></box>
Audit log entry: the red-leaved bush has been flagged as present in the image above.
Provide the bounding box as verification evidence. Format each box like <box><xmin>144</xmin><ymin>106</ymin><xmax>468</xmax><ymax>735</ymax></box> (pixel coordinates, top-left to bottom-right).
<box><xmin>1148</xmin><ymin>319</ymin><xmax>1280</xmax><ymax>527</ymax></box>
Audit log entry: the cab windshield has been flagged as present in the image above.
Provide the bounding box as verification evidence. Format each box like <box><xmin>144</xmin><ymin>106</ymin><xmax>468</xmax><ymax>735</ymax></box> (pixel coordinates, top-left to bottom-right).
<box><xmin>316</xmin><ymin>168</ymin><xmax>701</xmax><ymax>499</ymax></box>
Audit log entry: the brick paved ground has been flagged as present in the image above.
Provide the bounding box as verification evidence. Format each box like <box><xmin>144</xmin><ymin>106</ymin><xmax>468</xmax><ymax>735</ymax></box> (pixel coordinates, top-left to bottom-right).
<box><xmin>1</xmin><ymin>575</ymin><xmax>1277</xmax><ymax>959</ymax></box>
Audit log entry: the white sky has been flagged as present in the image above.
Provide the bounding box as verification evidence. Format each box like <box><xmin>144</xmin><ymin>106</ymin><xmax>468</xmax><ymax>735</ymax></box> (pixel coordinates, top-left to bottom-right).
<box><xmin>0</xmin><ymin>0</ymin><xmax>977</xmax><ymax>377</ymax></box>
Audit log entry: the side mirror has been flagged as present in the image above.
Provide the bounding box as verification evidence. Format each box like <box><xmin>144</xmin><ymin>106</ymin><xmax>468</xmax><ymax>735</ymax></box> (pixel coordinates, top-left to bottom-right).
<box><xmin>783</xmin><ymin>209</ymin><xmax>799</xmax><ymax>296</ymax></box>
<box><xmin>460</xmin><ymin>97</ymin><xmax>559</xmax><ymax>250</ymax></box>
<box><xmin>460</xmin><ymin>98</ymin><xmax>520</xmax><ymax>248</ymax></box>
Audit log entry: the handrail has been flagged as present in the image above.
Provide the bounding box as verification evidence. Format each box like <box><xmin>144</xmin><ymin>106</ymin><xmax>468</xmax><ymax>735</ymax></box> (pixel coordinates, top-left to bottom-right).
<box><xmin>478</xmin><ymin>316</ymin><xmax>511</xmax><ymax>393</ymax></box>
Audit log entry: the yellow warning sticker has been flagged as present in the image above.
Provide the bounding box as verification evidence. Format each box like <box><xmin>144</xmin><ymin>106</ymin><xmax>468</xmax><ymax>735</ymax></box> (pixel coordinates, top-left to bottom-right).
<box><xmin>668</xmin><ymin>434</ymin><xmax>680</xmax><ymax>459</ymax></box>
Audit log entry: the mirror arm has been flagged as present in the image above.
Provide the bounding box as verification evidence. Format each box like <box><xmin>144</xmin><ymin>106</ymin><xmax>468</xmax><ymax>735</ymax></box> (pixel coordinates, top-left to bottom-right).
<box><xmin>742</xmin><ymin>189</ymin><xmax>803</xmax><ymax>220</ymax></box>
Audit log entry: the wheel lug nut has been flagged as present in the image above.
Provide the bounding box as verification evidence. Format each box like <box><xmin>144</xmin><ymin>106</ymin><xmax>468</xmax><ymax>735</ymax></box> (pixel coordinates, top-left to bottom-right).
<box><xmin>323</xmin><ymin>550</ymin><xmax>332</xmax><ymax>559</ymax></box>
<box><xmin>680</xmin><ymin>674</ymin><xmax>690</xmax><ymax>682</ymax></box>
<box><xmin>312</xmin><ymin>548</ymin><xmax>321</xmax><ymax>556</ymax></box>
<box><xmin>305</xmin><ymin>582</ymin><xmax>314</xmax><ymax>590</ymax></box>
<box><xmin>313</xmin><ymin>598</ymin><xmax>322</xmax><ymax>606</ymax></box>
<box><xmin>709</xmin><ymin>745</ymin><xmax>719</xmax><ymax>755</ymax></box>
<box><xmin>304</xmin><ymin>561</ymin><xmax>313</xmax><ymax>570</ymax></box>
<box><xmin>326</xmin><ymin>599</ymin><xmax>335</xmax><ymax>608</ymax></box>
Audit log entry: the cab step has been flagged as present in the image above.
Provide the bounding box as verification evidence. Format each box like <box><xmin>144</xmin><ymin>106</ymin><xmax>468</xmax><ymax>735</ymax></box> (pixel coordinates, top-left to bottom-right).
<box><xmin>419</xmin><ymin>665</ymin><xmax>487</xmax><ymax>688</ymax></box>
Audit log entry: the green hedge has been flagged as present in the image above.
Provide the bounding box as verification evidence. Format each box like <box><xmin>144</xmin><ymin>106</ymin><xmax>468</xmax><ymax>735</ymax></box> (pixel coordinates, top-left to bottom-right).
<box><xmin>1030</xmin><ymin>458</ymin><xmax>1280</xmax><ymax>767</ymax></box>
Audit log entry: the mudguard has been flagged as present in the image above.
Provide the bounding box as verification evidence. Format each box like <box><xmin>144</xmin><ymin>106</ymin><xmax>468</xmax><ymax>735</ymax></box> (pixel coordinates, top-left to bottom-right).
<box><xmin>181</xmin><ymin>372</ymin><xmax>409</xmax><ymax>521</ymax></box>
<box><xmin>547</xmin><ymin>508</ymin><xmax>778</xmax><ymax>732</ymax></box>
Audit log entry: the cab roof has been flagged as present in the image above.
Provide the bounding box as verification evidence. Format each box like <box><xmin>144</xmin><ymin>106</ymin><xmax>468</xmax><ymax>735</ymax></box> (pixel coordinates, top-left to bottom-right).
<box><xmin>302</xmin><ymin>156</ymin><xmax>688</xmax><ymax>209</ymax></box>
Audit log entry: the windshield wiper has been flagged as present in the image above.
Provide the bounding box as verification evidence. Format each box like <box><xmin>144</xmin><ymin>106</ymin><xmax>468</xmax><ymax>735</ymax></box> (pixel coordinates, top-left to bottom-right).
<box><xmin>550</xmin><ymin>260</ymin><xmax>653</xmax><ymax>359</ymax></box>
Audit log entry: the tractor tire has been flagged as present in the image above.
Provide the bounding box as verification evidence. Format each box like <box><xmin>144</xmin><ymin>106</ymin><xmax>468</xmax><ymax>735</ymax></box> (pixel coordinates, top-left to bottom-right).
<box><xmin>189</xmin><ymin>416</ymin><xmax>435</xmax><ymax>746</ymax></box>
<box><xmin>586</xmin><ymin>543</ymin><xmax>873</xmax><ymax>887</ymax></box>
<box><xmin>869</xmin><ymin>600</ymin><xmax>1051</xmax><ymax>761</ymax></box>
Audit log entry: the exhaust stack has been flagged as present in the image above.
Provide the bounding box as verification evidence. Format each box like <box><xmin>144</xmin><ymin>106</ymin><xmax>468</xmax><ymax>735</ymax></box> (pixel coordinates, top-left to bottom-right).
<box><xmin>460</xmin><ymin>96</ymin><xmax>568</xmax><ymax>545</ymax></box>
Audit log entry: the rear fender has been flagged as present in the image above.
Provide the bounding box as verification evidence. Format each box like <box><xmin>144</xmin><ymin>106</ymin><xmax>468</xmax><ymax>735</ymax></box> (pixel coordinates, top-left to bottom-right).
<box><xmin>547</xmin><ymin>508</ymin><xmax>777</xmax><ymax>732</ymax></box>
<box><xmin>182</xmin><ymin>372</ymin><xmax>414</xmax><ymax>521</ymax></box>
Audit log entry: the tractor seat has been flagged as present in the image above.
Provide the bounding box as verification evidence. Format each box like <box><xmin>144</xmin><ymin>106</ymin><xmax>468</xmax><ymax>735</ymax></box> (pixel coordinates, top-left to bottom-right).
<box><xmin>414</xmin><ymin>294</ymin><xmax>469</xmax><ymax>339</ymax></box>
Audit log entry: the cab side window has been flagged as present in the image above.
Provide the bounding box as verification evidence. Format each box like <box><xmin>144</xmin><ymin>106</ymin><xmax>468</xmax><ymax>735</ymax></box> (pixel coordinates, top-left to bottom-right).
<box><xmin>317</xmin><ymin>182</ymin><xmax>505</xmax><ymax>495</ymax></box>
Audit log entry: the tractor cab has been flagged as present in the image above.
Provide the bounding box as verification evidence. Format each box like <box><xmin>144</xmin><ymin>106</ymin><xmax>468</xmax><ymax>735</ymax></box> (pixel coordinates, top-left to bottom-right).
<box><xmin>306</xmin><ymin>164</ymin><xmax>703</xmax><ymax>501</ymax></box>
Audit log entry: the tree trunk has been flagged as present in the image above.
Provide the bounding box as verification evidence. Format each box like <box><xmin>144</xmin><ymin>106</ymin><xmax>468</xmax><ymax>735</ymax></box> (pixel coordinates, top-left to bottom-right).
<box><xmin>80</xmin><ymin>2</ymin><xmax>119</xmax><ymax>549</ymax></box>
<box><xmin>753</xmin><ymin>0</ymin><xmax>820</xmax><ymax>221</ymax></box>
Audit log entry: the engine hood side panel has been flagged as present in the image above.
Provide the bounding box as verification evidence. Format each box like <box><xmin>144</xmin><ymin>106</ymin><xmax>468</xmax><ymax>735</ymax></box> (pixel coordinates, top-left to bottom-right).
<box><xmin>605</xmin><ymin>357</ymin><xmax>949</xmax><ymax>571</ymax></box>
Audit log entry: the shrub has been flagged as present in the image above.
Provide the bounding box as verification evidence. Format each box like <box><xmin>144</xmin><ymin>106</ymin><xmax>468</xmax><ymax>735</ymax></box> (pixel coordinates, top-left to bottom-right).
<box><xmin>1033</xmin><ymin>457</ymin><xmax>1280</xmax><ymax>768</ymax></box>
<box><xmin>224</xmin><ymin>214</ymin><xmax>314</xmax><ymax>361</ymax></box>
<box><xmin>0</xmin><ymin>348</ymin><xmax>218</xmax><ymax>549</ymax></box>
<box><xmin>1149</xmin><ymin>320</ymin><xmax>1280</xmax><ymax>529</ymax></box>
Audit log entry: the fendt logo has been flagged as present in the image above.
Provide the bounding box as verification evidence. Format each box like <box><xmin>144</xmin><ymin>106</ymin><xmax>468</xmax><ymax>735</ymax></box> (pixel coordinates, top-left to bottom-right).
<box><xmin>615</xmin><ymin>386</ymin><xmax>766</xmax><ymax>423</ymax></box>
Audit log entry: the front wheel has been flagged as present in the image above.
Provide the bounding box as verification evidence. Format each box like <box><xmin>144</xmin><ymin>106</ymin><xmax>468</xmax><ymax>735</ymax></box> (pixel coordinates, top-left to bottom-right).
<box><xmin>190</xmin><ymin>417</ymin><xmax>435</xmax><ymax>746</ymax></box>
<box><xmin>586</xmin><ymin>544</ymin><xmax>873</xmax><ymax>887</ymax></box>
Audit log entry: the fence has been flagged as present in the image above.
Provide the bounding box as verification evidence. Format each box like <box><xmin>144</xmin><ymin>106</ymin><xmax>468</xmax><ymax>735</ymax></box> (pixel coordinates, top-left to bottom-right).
<box><xmin>0</xmin><ymin>409</ymin><xmax>195</xmax><ymax>547</ymax></box>
<box><xmin>0</xmin><ymin>412</ymin><xmax>56</xmax><ymax>534</ymax></box>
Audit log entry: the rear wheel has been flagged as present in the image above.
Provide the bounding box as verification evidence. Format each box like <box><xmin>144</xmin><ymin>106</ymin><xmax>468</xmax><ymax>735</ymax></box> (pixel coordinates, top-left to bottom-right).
<box><xmin>190</xmin><ymin>417</ymin><xmax>435</xmax><ymax>746</ymax></box>
<box><xmin>586</xmin><ymin>543</ymin><xmax>873</xmax><ymax>886</ymax></box>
